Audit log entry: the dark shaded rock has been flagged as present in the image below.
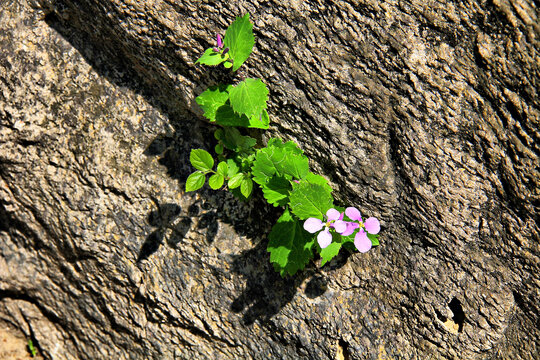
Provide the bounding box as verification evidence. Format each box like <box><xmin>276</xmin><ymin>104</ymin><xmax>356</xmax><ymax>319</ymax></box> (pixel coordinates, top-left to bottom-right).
<box><xmin>0</xmin><ymin>0</ymin><xmax>538</xmax><ymax>359</ymax></box>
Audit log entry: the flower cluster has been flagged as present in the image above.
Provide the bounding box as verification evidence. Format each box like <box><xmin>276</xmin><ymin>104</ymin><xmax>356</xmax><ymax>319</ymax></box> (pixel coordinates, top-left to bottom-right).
<box><xmin>303</xmin><ymin>207</ymin><xmax>380</xmax><ymax>253</ymax></box>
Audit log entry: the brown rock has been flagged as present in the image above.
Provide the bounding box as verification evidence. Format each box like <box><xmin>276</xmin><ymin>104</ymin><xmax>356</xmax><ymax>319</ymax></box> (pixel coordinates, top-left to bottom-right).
<box><xmin>0</xmin><ymin>0</ymin><xmax>538</xmax><ymax>359</ymax></box>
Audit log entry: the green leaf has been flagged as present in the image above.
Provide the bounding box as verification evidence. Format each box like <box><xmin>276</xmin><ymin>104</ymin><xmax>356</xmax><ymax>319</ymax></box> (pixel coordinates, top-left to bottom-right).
<box><xmin>214</xmin><ymin>129</ymin><xmax>223</xmax><ymax>140</ymax></box>
<box><xmin>228</xmin><ymin>173</ymin><xmax>244</xmax><ymax>189</ymax></box>
<box><xmin>278</xmin><ymin>153</ymin><xmax>309</xmax><ymax>180</ymax></box>
<box><xmin>226</xmin><ymin>159</ymin><xmax>240</xmax><ymax>177</ymax></box>
<box><xmin>268</xmin><ymin>209</ymin><xmax>315</xmax><ymax>276</ymax></box>
<box><xmin>250</xmin><ymin>109</ymin><xmax>270</xmax><ymax>129</ymax></box>
<box><xmin>223</xmin><ymin>13</ymin><xmax>255</xmax><ymax>71</ymax></box>
<box><xmin>261</xmin><ymin>176</ymin><xmax>291</xmax><ymax>206</ymax></box>
<box><xmin>252</xmin><ymin>142</ymin><xmax>309</xmax><ymax>185</ymax></box>
<box><xmin>195</xmin><ymin>47</ymin><xmax>229</xmax><ymax>66</ymax></box>
<box><xmin>267</xmin><ymin>138</ymin><xmax>304</xmax><ymax>156</ymax></box>
<box><xmin>185</xmin><ymin>171</ymin><xmax>205</xmax><ymax>191</ymax></box>
<box><xmin>304</xmin><ymin>172</ymin><xmax>333</xmax><ymax>193</ymax></box>
<box><xmin>215</xmin><ymin>143</ymin><xmax>224</xmax><ymax>154</ymax></box>
<box><xmin>252</xmin><ymin>147</ymin><xmax>282</xmax><ymax>185</ymax></box>
<box><xmin>289</xmin><ymin>181</ymin><xmax>333</xmax><ymax>220</ymax></box>
<box><xmin>217</xmin><ymin>108</ymin><xmax>269</xmax><ymax>129</ymax></box>
<box><xmin>215</xmin><ymin>104</ymin><xmax>251</xmax><ymax>127</ymax></box>
<box><xmin>195</xmin><ymin>85</ymin><xmax>231</xmax><ymax>122</ymax></box>
<box><xmin>216</xmin><ymin>161</ymin><xmax>228</xmax><ymax>177</ymax></box>
<box><xmin>190</xmin><ymin>149</ymin><xmax>214</xmax><ymax>171</ymax></box>
<box><xmin>221</xmin><ymin>127</ymin><xmax>257</xmax><ymax>151</ymax></box>
<box><xmin>320</xmin><ymin>241</ymin><xmax>342</xmax><ymax>267</ymax></box>
<box><xmin>240</xmin><ymin>176</ymin><xmax>253</xmax><ymax>198</ymax></box>
<box><xmin>228</xmin><ymin>78</ymin><xmax>269</xmax><ymax>119</ymax></box>
<box><xmin>367</xmin><ymin>233</ymin><xmax>380</xmax><ymax>246</ymax></box>
<box><xmin>208</xmin><ymin>174</ymin><xmax>224</xmax><ymax>190</ymax></box>
<box><xmin>223</xmin><ymin>61</ymin><xmax>233</xmax><ymax>69</ymax></box>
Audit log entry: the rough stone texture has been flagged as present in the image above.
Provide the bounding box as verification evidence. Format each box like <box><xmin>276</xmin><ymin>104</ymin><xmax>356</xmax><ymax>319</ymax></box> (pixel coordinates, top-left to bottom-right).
<box><xmin>0</xmin><ymin>0</ymin><xmax>538</xmax><ymax>359</ymax></box>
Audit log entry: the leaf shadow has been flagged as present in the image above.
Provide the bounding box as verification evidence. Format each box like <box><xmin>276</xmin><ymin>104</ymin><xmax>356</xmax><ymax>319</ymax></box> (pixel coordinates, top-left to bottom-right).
<box><xmin>42</xmin><ymin>2</ymin><xmax>330</xmax><ymax>328</ymax></box>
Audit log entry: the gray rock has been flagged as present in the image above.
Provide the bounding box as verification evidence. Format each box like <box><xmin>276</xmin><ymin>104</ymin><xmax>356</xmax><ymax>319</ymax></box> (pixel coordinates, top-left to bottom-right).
<box><xmin>0</xmin><ymin>0</ymin><xmax>538</xmax><ymax>359</ymax></box>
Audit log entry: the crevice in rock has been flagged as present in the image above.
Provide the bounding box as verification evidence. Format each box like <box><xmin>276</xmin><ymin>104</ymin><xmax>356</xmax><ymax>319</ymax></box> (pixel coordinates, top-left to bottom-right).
<box><xmin>0</xmin><ymin>290</ymin><xmax>79</xmax><ymax>358</ymax></box>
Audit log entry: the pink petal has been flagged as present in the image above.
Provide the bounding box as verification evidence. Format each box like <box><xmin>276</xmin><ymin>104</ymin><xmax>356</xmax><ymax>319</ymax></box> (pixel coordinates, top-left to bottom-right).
<box><xmin>341</xmin><ymin>222</ymin><xmax>359</xmax><ymax>236</ymax></box>
<box><xmin>304</xmin><ymin>218</ymin><xmax>323</xmax><ymax>233</ymax></box>
<box><xmin>364</xmin><ymin>217</ymin><xmax>380</xmax><ymax>234</ymax></box>
<box><xmin>354</xmin><ymin>230</ymin><xmax>372</xmax><ymax>253</ymax></box>
<box><xmin>317</xmin><ymin>229</ymin><xmax>332</xmax><ymax>248</ymax></box>
<box><xmin>345</xmin><ymin>207</ymin><xmax>361</xmax><ymax>221</ymax></box>
<box><xmin>326</xmin><ymin>208</ymin><xmax>340</xmax><ymax>221</ymax></box>
<box><xmin>333</xmin><ymin>220</ymin><xmax>347</xmax><ymax>234</ymax></box>
<box><xmin>217</xmin><ymin>34</ymin><xmax>223</xmax><ymax>48</ymax></box>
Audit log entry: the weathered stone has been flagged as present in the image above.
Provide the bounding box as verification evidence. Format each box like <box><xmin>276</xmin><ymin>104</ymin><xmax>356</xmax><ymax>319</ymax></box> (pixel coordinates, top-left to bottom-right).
<box><xmin>0</xmin><ymin>0</ymin><xmax>538</xmax><ymax>359</ymax></box>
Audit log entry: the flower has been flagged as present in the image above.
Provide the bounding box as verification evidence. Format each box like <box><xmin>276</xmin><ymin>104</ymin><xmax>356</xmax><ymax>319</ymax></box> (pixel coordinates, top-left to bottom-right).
<box><xmin>304</xmin><ymin>208</ymin><xmax>347</xmax><ymax>249</ymax></box>
<box><xmin>345</xmin><ymin>207</ymin><xmax>380</xmax><ymax>253</ymax></box>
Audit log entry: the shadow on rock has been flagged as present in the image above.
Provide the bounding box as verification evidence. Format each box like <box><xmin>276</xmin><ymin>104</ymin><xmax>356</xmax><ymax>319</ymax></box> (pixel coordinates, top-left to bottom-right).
<box><xmin>42</xmin><ymin>3</ymin><xmax>329</xmax><ymax>327</ymax></box>
<box><xmin>137</xmin><ymin>203</ymin><xmax>191</xmax><ymax>263</ymax></box>
<box><xmin>229</xmin><ymin>239</ymin><xmax>307</xmax><ymax>325</ymax></box>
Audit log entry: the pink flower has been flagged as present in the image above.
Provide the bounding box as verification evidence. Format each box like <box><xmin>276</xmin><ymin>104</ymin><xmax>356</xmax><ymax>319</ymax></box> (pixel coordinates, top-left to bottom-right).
<box><xmin>304</xmin><ymin>208</ymin><xmax>347</xmax><ymax>249</ymax></box>
<box><xmin>345</xmin><ymin>207</ymin><xmax>380</xmax><ymax>253</ymax></box>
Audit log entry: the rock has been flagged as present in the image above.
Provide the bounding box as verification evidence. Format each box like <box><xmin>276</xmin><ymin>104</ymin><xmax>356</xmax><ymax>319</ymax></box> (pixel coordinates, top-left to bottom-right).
<box><xmin>0</xmin><ymin>0</ymin><xmax>538</xmax><ymax>359</ymax></box>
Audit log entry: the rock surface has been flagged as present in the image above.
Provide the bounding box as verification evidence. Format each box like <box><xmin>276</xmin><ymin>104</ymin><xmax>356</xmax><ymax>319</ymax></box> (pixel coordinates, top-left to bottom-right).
<box><xmin>0</xmin><ymin>0</ymin><xmax>538</xmax><ymax>359</ymax></box>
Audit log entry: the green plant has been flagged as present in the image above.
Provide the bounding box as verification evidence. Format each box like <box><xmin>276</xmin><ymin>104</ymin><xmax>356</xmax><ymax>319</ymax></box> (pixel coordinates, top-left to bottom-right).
<box><xmin>28</xmin><ymin>339</ymin><xmax>37</xmax><ymax>357</ymax></box>
<box><xmin>188</xmin><ymin>13</ymin><xmax>381</xmax><ymax>276</ymax></box>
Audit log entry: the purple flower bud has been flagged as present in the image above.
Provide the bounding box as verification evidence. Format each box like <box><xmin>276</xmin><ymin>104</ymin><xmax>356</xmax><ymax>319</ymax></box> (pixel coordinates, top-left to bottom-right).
<box><xmin>212</xmin><ymin>47</ymin><xmax>220</xmax><ymax>53</ymax></box>
<box><xmin>222</xmin><ymin>47</ymin><xmax>230</xmax><ymax>55</ymax></box>
<box><xmin>217</xmin><ymin>34</ymin><xmax>223</xmax><ymax>48</ymax></box>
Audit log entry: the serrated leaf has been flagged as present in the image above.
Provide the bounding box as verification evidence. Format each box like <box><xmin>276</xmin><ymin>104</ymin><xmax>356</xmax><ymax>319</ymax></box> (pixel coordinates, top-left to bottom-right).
<box><xmin>268</xmin><ymin>209</ymin><xmax>315</xmax><ymax>276</ymax></box>
<box><xmin>240</xmin><ymin>176</ymin><xmax>253</xmax><ymax>198</ymax></box>
<box><xmin>304</xmin><ymin>172</ymin><xmax>333</xmax><ymax>193</ymax></box>
<box><xmin>228</xmin><ymin>173</ymin><xmax>243</xmax><ymax>189</ymax></box>
<box><xmin>278</xmin><ymin>153</ymin><xmax>309</xmax><ymax>180</ymax></box>
<box><xmin>185</xmin><ymin>171</ymin><xmax>205</xmax><ymax>192</ymax></box>
<box><xmin>251</xmin><ymin>109</ymin><xmax>269</xmax><ymax>129</ymax></box>
<box><xmin>190</xmin><ymin>149</ymin><xmax>214</xmax><ymax>171</ymax></box>
<box><xmin>252</xmin><ymin>142</ymin><xmax>309</xmax><ymax>185</ymax></box>
<box><xmin>228</xmin><ymin>78</ymin><xmax>269</xmax><ymax>119</ymax></box>
<box><xmin>216</xmin><ymin>161</ymin><xmax>228</xmax><ymax>176</ymax></box>
<box><xmin>367</xmin><ymin>233</ymin><xmax>380</xmax><ymax>246</ymax></box>
<box><xmin>252</xmin><ymin>147</ymin><xmax>282</xmax><ymax>185</ymax></box>
<box><xmin>320</xmin><ymin>241</ymin><xmax>342</xmax><ymax>267</ymax></box>
<box><xmin>195</xmin><ymin>47</ymin><xmax>229</xmax><ymax>66</ymax></box>
<box><xmin>261</xmin><ymin>176</ymin><xmax>291</xmax><ymax>206</ymax></box>
<box><xmin>289</xmin><ymin>181</ymin><xmax>334</xmax><ymax>220</ymax></box>
<box><xmin>226</xmin><ymin>159</ymin><xmax>240</xmax><ymax>177</ymax></box>
<box><xmin>208</xmin><ymin>174</ymin><xmax>224</xmax><ymax>190</ymax></box>
<box><xmin>223</xmin><ymin>13</ymin><xmax>255</xmax><ymax>71</ymax></box>
<box><xmin>195</xmin><ymin>85</ymin><xmax>231</xmax><ymax>122</ymax></box>
<box><xmin>267</xmin><ymin>138</ymin><xmax>304</xmax><ymax>155</ymax></box>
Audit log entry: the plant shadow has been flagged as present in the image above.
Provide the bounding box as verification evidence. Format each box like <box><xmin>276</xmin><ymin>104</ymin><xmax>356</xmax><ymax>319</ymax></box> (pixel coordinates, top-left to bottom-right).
<box><xmin>43</xmin><ymin>3</ymin><xmax>329</xmax><ymax>327</ymax></box>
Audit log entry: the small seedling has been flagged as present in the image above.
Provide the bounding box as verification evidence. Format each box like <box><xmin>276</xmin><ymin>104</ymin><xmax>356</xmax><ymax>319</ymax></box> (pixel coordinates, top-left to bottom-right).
<box><xmin>28</xmin><ymin>339</ymin><xmax>37</xmax><ymax>357</ymax></box>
